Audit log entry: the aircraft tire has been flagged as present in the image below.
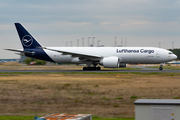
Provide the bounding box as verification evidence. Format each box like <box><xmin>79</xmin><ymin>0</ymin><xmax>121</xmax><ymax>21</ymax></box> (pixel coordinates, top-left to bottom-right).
<box><xmin>96</xmin><ymin>67</ymin><xmax>101</xmax><ymax>70</ymax></box>
<box><xmin>159</xmin><ymin>67</ymin><xmax>163</xmax><ymax>70</ymax></box>
<box><xmin>83</xmin><ymin>67</ymin><xmax>101</xmax><ymax>71</ymax></box>
<box><xmin>83</xmin><ymin>67</ymin><xmax>87</xmax><ymax>71</ymax></box>
<box><xmin>93</xmin><ymin>67</ymin><xmax>96</xmax><ymax>70</ymax></box>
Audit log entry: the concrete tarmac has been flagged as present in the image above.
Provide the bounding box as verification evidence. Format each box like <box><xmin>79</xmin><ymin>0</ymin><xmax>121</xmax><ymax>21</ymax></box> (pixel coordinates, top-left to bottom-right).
<box><xmin>0</xmin><ymin>67</ymin><xmax>180</xmax><ymax>73</ymax></box>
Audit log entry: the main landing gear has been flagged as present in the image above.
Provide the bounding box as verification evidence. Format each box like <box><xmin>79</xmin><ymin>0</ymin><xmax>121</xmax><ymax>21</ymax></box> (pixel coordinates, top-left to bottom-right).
<box><xmin>83</xmin><ymin>61</ymin><xmax>101</xmax><ymax>71</ymax></box>
<box><xmin>83</xmin><ymin>67</ymin><xmax>101</xmax><ymax>71</ymax></box>
<box><xmin>159</xmin><ymin>63</ymin><xmax>164</xmax><ymax>70</ymax></box>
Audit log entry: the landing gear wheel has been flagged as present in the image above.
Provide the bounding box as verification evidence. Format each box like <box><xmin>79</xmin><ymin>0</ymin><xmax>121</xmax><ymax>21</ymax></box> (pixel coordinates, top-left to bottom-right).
<box><xmin>159</xmin><ymin>64</ymin><xmax>163</xmax><ymax>71</ymax></box>
<box><xmin>83</xmin><ymin>67</ymin><xmax>101</xmax><ymax>71</ymax></box>
<box><xmin>96</xmin><ymin>67</ymin><xmax>101</xmax><ymax>70</ymax></box>
<box><xmin>92</xmin><ymin>67</ymin><xmax>96</xmax><ymax>70</ymax></box>
<box><xmin>159</xmin><ymin>67</ymin><xmax>163</xmax><ymax>70</ymax></box>
<box><xmin>88</xmin><ymin>67</ymin><xmax>96</xmax><ymax>70</ymax></box>
<box><xmin>83</xmin><ymin>67</ymin><xmax>87</xmax><ymax>71</ymax></box>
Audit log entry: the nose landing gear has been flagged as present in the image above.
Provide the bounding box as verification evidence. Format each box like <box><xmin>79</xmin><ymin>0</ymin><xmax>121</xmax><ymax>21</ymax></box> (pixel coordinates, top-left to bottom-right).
<box><xmin>159</xmin><ymin>65</ymin><xmax>163</xmax><ymax>70</ymax></box>
<box><xmin>159</xmin><ymin>63</ymin><xmax>164</xmax><ymax>70</ymax></box>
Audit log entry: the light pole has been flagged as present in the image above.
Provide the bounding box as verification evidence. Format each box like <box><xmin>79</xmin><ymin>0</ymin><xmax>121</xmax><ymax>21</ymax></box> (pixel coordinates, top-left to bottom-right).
<box><xmin>97</xmin><ymin>40</ymin><xmax>100</xmax><ymax>47</ymax></box>
<box><xmin>88</xmin><ymin>37</ymin><xmax>91</xmax><ymax>47</ymax></box>
<box><xmin>77</xmin><ymin>39</ymin><xmax>79</xmax><ymax>47</ymax></box>
<box><xmin>172</xmin><ymin>41</ymin><xmax>174</xmax><ymax>49</ymax></box>
<box><xmin>92</xmin><ymin>37</ymin><xmax>95</xmax><ymax>47</ymax></box>
<box><xmin>158</xmin><ymin>42</ymin><xmax>161</xmax><ymax>48</ymax></box>
<box><xmin>82</xmin><ymin>38</ymin><xmax>84</xmax><ymax>47</ymax></box>
<box><xmin>125</xmin><ymin>37</ymin><xmax>127</xmax><ymax>47</ymax></box>
<box><xmin>66</xmin><ymin>42</ymin><xmax>68</xmax><ymax>47</ymax></box>
<box><xmin>114</xmin><ymin>37</ymin><xmax>116</xmax><ymax>47</ymax></box>
<box><xmin>71</xmin><ymin>41</ymin><xmax>73</xmax><ymax>47</ymax></box>
<box><xmin>121</xmin><ymin>38</ymin><xmax>123</xmax><ymax>47</ymax></box>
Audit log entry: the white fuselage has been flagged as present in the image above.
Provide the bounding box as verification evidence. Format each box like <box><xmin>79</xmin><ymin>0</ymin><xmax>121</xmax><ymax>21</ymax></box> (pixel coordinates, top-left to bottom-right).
<box><xmin>43</xmin><ymin>47</ymin><xmax>177</xmax><ymax>64</ymax></box>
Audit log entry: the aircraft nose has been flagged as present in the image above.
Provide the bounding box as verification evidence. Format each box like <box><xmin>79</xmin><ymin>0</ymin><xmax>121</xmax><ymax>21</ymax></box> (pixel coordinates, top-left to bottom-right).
<box><xmin>174</xmin><ymin>54</ymin><xmax>177</xmax><ymax>60</ymax></box>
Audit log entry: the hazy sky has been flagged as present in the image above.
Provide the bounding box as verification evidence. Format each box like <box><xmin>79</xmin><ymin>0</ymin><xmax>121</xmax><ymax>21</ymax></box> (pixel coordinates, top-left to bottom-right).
<box><xmin>1</xmin><ymin>0</ymin><xmax>180</xmax><ymax>59</ymax></box>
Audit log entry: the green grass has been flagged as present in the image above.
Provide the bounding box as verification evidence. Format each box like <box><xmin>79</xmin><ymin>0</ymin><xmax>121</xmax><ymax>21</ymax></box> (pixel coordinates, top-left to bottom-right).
<box><xmin>0</xmin><ymin>116</ymin><xmax>134</xmax><ymax>120</ymax></box>
<box><xmin>0</xmin><ymin>116</ymin><xmax>33</xmax><ymax>120</ymax></box>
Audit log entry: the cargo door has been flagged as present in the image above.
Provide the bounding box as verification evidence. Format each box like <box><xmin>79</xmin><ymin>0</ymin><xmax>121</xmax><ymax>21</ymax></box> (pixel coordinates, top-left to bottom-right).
<box><xmin>150</xmin><ymin>106</ymin><xmax>175</xmax><ymax>120</ymax></box>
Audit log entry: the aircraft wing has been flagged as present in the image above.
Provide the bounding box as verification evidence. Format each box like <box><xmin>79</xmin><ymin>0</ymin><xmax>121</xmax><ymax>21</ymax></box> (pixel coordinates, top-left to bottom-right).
<box><xmin>4</xmin><ymin>49</ymin><xmax>35</xmax><ymax>54</ymax></box>
<box><xmin>43</xmin><ymin>47</ymin><xmax>102</xmax><ymax>60</ymax></box>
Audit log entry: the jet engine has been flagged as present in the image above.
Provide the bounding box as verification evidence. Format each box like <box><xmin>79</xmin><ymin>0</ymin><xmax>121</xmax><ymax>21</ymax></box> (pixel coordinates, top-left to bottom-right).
<box><xmin>100</xmin><ymin>56</ymin><xmax>120</xmax><ymax>68</ymax></box>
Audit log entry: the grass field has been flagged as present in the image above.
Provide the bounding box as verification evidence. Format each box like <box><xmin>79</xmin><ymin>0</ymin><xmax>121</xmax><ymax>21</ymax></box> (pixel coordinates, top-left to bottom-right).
<box><xmin>0</xmin><ymin>70</ymin><xmax>180</xmax><ymax>119</ymax></box>
<box><xmin>0</xmin><ymin>116</ymin><xmax>32</xmax><ymax>120</ymax></box>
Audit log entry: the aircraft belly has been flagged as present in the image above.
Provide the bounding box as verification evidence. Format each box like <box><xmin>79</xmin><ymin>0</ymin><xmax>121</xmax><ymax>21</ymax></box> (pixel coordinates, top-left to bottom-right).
<box><xmin>49</xmin><ymin>54</ymin><xmax>81</xmax><ymax>64</ymax></box>
<box><xmin>120</xmin><ymin>53</ymin><xmax>158</xmax><ymax>64</ymax></box>
<box><xmin>51</xmin><ymin>55</ymin><xmax>72</xmax><ymax>63</ymax></box>
<box><xmin>119</xmin><ymin>54</ymin><xmax>144</xmax><ymax>63</ymax></box>
<box><xmin>45</xmin><ymin>50</ymin><xmax>72</xmax><ymax>63</ymax></box>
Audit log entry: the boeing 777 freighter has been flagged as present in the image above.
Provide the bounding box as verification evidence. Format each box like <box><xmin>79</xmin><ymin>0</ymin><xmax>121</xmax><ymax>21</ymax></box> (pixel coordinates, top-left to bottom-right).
<box><xmin>5</xmin><ymin>23</ymin><xmax>177</xmax><ymax>70</ymax></box>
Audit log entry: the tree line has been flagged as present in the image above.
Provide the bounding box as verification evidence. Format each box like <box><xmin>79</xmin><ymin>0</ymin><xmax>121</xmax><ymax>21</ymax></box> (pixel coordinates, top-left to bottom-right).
<box><xmin>23</xmin><ymin>57</ymin><xmax>46</xmax><ymax>65</ymax></box>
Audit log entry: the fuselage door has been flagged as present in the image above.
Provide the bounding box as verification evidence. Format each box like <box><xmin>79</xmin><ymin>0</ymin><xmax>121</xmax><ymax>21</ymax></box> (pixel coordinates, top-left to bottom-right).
<box><xmin>156</xmin><ymin>51</ymin><xmax>160</xmax><ymax>58</ymax></box>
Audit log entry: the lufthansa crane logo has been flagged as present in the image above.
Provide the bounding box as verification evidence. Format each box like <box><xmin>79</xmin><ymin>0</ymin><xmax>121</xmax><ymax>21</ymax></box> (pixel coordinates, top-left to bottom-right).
<box><xmin>22</xmin><ymin>35</ymin><xmax>33</xmax><ymax>47</ymax></box>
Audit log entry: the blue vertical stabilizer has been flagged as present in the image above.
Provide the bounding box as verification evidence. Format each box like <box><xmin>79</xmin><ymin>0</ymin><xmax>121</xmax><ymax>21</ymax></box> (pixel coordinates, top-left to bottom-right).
<box><xmin>15</xmin><ymin>23</ymin><xmax>42</xmax><ymax>49</ymax></box>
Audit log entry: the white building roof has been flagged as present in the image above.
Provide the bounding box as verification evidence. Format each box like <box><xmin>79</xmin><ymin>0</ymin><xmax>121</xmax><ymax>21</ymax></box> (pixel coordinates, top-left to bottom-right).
<box><xmin>134</xmin><ymin>99</ymin><xmax>180</xmax><ymax>105</ymax></box>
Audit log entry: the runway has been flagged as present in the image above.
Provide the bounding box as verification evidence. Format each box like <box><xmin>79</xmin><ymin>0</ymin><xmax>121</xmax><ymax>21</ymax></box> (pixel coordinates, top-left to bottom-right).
<box><xmin>0</xmin><ymin>67</ymin><xmax>180</xmax><ymax>73</ymax></box>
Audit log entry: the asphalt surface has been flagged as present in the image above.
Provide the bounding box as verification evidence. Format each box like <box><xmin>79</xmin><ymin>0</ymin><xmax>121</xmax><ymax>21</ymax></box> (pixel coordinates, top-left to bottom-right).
<box><xmin>0</xmin><ymin>66</ymin><xmax>180</xmax><ymax>73</ymax></box>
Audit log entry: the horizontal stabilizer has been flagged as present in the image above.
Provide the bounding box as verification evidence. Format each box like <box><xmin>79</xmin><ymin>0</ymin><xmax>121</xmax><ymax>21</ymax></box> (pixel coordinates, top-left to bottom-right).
<box><xmin>4</xmin><ymin>49</ymin><xmax>35</xmax><ymax>54</ymax></box>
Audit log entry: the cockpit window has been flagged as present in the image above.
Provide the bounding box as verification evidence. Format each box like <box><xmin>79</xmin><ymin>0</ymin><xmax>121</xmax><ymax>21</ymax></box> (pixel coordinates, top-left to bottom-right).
<box><xmin>168</xmin><ymin>52</ymin><xmax>173</xmax><ymax>54</ymax></box>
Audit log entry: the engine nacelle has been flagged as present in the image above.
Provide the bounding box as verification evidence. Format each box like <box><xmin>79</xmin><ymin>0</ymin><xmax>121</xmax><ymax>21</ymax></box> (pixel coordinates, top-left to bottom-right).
<box><xmin>100</xmin><ymin>56</ymin><xmax>120</xmax><ymax>68</ymax></box>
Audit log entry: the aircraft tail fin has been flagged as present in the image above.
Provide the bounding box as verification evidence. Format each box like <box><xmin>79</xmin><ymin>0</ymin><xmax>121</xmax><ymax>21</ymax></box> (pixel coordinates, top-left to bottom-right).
<box><xmin>14</xmin><ymin>23</ymin><xmax>42</xmax><ymax>49</ymax></box>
